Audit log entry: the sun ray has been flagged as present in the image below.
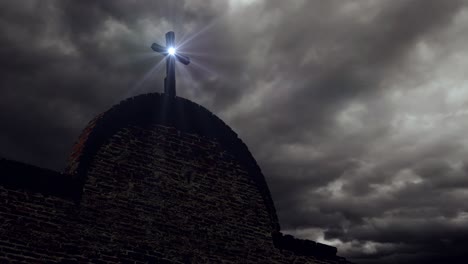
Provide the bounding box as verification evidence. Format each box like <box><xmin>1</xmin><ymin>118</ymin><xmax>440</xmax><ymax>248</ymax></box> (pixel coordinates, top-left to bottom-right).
<box><xmin>123</xmin><ymin>57</ymin><xmax>166</xmax><ymax>99</ymax></box>
<box><xmin>176</xmin><ymin>19</ymin><xmax>219</xmax><ymax>49</ymax></box>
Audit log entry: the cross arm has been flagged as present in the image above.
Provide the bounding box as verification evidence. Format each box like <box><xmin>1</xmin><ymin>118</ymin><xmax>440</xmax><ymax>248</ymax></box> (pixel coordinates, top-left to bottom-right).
<box><xmin>175</xmin><ymin>54</ymin><xmax>190</xmax><ymax>65</ymax></box>
<box><xmin>151</xmin><ymin>43</ymin><xmax>167</xmax><ymax>54</ymax></box>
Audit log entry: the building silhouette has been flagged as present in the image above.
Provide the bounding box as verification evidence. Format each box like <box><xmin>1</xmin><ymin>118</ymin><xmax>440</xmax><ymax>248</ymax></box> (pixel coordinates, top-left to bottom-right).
<box><xmin>0</xmin><ymin>93</ymin><xmax>353</xmax><ymax>263</ymax></box>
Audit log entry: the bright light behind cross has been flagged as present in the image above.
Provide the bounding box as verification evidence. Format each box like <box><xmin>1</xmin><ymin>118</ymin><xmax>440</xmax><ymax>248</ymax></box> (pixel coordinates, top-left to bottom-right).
<box><xmin>151</xmin><ymin>31</ymin><xmax>190</xmax><ymax>97</ymax></box>
<box><xmin>168</xmin><ymin>47</ymin><xmax>176</xmax><ymax>56</ymax></box>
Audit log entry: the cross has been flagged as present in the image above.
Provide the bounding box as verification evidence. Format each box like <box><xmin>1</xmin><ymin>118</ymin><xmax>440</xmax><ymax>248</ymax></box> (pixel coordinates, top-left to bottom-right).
<box><xmin>151</xmin><ymin>31</ymin><xmax>190</xmax><ymax>98</ymax></box>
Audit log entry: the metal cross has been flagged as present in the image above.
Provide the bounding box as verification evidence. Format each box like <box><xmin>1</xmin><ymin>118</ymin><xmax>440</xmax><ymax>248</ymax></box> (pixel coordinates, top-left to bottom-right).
<box><xmin>151</xmin><ymin>31</ymin><xmax>190</xmax><ymax>97</ymax></box>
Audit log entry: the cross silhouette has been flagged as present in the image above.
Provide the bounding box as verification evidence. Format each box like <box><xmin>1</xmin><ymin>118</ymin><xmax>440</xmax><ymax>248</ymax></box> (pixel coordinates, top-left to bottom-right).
<box><xmin>151</xmin><ymin>31</ymin><xmax>190</xmax><ymax>98</ymax></box>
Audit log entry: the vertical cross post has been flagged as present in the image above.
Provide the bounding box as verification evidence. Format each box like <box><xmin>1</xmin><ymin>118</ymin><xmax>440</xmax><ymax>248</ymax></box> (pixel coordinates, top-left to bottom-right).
<box><xmin>151</xmin><ymin>31</ymin><xmax>190</xmax><ymax>98</ymax></box>
<box><xmin>165</xmin><ymin>31</ymin><xmax>176</xmax><ymax>97</ymax></box>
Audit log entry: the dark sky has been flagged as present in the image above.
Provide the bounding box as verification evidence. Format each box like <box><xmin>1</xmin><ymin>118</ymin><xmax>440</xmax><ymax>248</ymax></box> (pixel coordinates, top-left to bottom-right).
<box><xmin>1</xmin><ymin>0</ymin><xmax>468</xmax><ymax>263</ymax></box>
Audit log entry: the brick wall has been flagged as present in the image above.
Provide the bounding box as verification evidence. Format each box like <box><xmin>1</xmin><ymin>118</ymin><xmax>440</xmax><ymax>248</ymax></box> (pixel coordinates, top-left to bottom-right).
<box><xmin>0</xmin><ymin>93</ymin><xmax>353</xmax><ymax>263</ymax></box>
<box><xmin>78</xmin><ymin>124</ymin><xmax>276</xmax><ymax>263</ymax></box>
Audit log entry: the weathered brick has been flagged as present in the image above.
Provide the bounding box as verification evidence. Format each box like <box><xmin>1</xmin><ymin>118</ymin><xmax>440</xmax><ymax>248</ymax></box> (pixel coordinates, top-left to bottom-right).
<box><xmin>0</xmin><ymin>93</ymin><xmax>353</xmax><ymax>264</ymax></box>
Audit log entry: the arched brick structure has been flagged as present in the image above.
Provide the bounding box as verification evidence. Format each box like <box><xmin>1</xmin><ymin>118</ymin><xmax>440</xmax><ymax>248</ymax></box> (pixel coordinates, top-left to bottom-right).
<box><xmin>0</xmin><ymin>93</ymin><xmax>353</xmax><ymax>263</ymax></box>
<box><xmin>67</xmin><ymin>93</ymin><xmax>280</xmax><ymax>232</ymax></box>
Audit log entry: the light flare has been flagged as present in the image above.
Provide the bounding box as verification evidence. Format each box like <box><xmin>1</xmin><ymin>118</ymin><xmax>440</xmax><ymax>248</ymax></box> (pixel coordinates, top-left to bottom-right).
<box><xmin>168</xmin><ymin>47</ymin><xmax>176</xmax><ymax>55</ymax></box>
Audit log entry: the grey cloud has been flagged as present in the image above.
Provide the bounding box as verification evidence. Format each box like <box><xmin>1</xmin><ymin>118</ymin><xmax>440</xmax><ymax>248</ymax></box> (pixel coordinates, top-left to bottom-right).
<box><xmin>1</xmin><ymin>0</ymin><xmax>468</xmax><ymax>263</ymax></box>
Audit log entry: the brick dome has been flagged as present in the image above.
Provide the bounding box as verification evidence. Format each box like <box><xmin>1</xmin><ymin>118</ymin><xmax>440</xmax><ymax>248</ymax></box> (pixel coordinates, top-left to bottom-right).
<box><xmin>67</xmin><ymin>93</ymin><xmax>280</xmax><ymax>232</ymax></box>
<box><xmin>0</xmin><ymin>92</ymin><xmax>351</xmax><ymax>263</ymax></box>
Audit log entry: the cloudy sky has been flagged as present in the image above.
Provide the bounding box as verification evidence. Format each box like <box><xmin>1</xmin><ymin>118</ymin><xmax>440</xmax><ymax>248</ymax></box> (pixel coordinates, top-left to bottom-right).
<box><xmin>2</xmin><ymin>0</ymin><xmax>468</xmax><ymax>263</ymax></box>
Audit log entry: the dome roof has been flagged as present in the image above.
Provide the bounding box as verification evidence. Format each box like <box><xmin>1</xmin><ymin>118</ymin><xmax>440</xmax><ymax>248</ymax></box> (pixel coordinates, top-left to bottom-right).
<box><xmin>67</xmin><ymin>93</ymin><xmax>280</xmax><ymax>231</ymax></box>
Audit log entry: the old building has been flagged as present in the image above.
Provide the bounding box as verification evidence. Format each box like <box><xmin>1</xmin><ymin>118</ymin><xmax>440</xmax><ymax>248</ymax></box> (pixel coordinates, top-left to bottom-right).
<box><xmin>0</xmin><ymin>93</ymin><xmax>353</xmax><ymax>263</ymax></box>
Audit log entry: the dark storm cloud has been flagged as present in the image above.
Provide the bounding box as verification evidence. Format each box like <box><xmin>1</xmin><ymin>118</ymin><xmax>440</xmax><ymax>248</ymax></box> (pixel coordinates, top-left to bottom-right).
<box><xmin>1</xmin><ymin>0</ymin><xmax>468</xmax><ymax>263</ymax></box>
<box><xmin>0</xmin><ymin>0</ymin><xmax>228</xmax><ymax>168</ymax></box>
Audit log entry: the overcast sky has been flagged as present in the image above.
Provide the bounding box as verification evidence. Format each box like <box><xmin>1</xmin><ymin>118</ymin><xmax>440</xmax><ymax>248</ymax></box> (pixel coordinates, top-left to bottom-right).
<box><xmin>2</xmin><ymin>0</ymin><xmax>468</xmax><ymax>263</ymax></box>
